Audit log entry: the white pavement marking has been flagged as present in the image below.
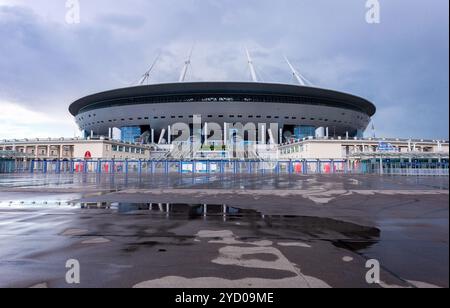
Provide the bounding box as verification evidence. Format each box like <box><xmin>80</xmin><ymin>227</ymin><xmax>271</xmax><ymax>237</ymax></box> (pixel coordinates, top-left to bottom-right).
<box><xmin>278</xmin><ymin>242</ymin><xmax>312</xmax><ymax>248</ymax></box>
<box><xmin>134</xmin><ymin>276</ymin><xmax>328</xmax><ymax>288</ymax></box>
<box><xmin>196</xmin><ymin>230</ymin><xmax>272</xmax><ymax>246</ymax></box>
<box><xmin>81</xmin><ymin>237</ymin><xmax>110</xmax><ymax>244</ymax></box>
<box><xmin>342</xmin><ymin>256</ymin><xmax>354</xmax><ymax>262</ymax></box>
<box><xmin>29</xmin><ymin>282</ymin><xmax>48</xmax><ymax>288</ymax></box>
<box><xmin>192</xmin><ymin>230</ymin><xmax>330</xmax><ymax>288</ymax></box>
<box><xmin>61</xmin><ymin>228</ymin><xmax>88</xmax><ymax>236</ymax></box>
<box><xmin>406</xmin><ymin>280</ymin><xmax>443</xmax><ymax>289</ymax></box>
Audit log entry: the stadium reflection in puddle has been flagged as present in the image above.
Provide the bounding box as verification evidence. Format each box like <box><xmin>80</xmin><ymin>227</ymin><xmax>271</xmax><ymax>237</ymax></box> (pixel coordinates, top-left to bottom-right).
<box><xmin>79</xmin><ymin>202</ymin><xmax>381</xmax><ymax>248</ymax></box>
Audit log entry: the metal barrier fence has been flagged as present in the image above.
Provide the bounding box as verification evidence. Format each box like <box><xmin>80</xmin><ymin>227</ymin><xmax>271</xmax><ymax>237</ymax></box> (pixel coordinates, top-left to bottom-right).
<box><xmin>10</xmin><ymin>159</ymin><xmax>348</xmax><ymax>175</ymax></box>
<box><xmin>0</xmin><ymin>159</ymin><xmax>15</xmax><ymax>173</ymax></box>
<box><xmin>1</xmin><ymin>159</ymin><xmax>448</xmax><ymax>176</ymax></box>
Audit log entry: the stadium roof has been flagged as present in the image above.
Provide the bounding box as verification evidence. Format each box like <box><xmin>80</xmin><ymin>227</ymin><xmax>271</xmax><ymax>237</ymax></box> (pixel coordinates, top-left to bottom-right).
<box><xmin>69</xmin><ymin>82</ymin><xmax>376</xmax><ymax>117</ymax></box>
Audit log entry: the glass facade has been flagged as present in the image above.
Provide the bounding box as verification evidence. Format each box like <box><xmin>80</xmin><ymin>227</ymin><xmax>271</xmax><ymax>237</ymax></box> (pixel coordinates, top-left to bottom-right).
<box><xmin>294</xmin><ymin>126</ymin><xmax>316</xmax><ymax>139</ymax></box>
<box><xmin>121</xmin><ymin>126</ymin><xmax>141</xmax><ymax>144</ymax></box>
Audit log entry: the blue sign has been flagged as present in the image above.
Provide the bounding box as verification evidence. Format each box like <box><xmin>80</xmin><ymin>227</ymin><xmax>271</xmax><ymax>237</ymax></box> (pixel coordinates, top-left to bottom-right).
<box><xmin>378</xmin><ymin>142</ymin><xmax>395</xmax><ymax>152</ymax></box>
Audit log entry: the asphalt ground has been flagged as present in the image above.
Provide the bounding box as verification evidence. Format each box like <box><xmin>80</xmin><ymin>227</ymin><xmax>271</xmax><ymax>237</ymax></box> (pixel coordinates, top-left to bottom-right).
<box><xmin>0</xmin><ymin>173</ymin><xmax>448</xmax><ymax>288</ymax></box>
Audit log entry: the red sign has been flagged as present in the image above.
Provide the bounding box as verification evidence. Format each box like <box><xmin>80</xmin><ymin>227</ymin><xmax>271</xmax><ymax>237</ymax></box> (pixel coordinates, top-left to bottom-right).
<box><xmin>84</xmin><ymin>151</ymin><xmax>92</xmax><ymax>159</ymax></box>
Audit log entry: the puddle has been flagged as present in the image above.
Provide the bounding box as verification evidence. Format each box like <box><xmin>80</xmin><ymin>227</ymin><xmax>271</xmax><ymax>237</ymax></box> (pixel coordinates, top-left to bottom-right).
<box><xmin>0</xmin><ymin>198</ymin><xmax>381</xmax><ymax>254</ymax></box>
<box><xmin>1</xmin><ymin>200</ymin><xmax>380</xmax><ymax>245</ymax></box>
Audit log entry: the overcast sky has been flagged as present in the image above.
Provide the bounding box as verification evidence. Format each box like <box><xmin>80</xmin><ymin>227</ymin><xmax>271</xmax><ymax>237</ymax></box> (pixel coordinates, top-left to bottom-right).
<box><xmin>0</xmin><ymin>0</ymin><xmax>448</xmax><ymax>140</ymax></box>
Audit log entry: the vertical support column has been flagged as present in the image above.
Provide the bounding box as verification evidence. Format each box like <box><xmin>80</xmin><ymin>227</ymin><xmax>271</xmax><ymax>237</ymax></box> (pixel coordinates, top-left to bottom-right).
<box><xmin>43</xmin><ymin>160</ymin><xmax>48</xmax><ymax>174</ymax></box>
<box><xmin>30</xmin><ymin>160</ymin><xmax>35</xmax><ymax>173</ymax></box>
<box><xmin>168</xmin><ymin>125</ymin><xmax>172</xmax><ymax>144</ymax></box>
<box><xmin>317</xmin><ymin>160</ymin><xmax>321</xmax><ymax>174</ymax></box>
<box><xmin>204</xmin><ymin>122</ymin><xmax>208</xmax><ymax>145</ymax></box>
<box><xmin>179</xmin><ymin>160</ymin><xmax>183</xmax><ymax>174</ymax></box>
<box><xmin>379</xmin><ymin>156</ymin><xmax>383</xmax><ymax>175</ymax></box>
<box><xmin>138</xmin><ymin>159</ymin><xmax>142</xmax><ymax>174</ymax></box>
<box><xmin>223</xmin><ymin>123</ymin><xmax>227</xmax><ymax>146</ymax></box>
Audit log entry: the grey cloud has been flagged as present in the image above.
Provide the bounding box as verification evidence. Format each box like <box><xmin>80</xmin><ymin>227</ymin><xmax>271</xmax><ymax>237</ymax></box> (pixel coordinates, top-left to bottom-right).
<box><xmin>0</xmin><ymin>0</ymin><xmax>448</xmax><ymax>139</ymax></box>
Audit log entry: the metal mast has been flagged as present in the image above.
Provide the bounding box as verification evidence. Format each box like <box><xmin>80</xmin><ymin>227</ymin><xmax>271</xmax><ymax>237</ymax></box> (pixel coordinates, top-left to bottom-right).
<box><xmin>246</xmin><ymin>48</ymin><xmax>258</xmax><ymax>82</ymax></box>
<box><xmin>138</xmin><ymin>53</ymin><xmax>161</xmax><ymax>85</ymax></box>
<box><xmin>284</xmin><ymin>56</ymin><xmax>306</xmax><ymax>86</ymax></box>
<box><xmin>179</xmin><ymin>46</ymin><xmax>194</xmax><ymax>82</ymax></box>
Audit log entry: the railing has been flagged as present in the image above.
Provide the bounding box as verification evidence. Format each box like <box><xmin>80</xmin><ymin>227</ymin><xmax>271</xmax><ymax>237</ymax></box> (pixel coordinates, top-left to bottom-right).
<box><xmin>7</xmin><ymin>159</ymin><xmax>348</xmax><ymax>175</ymax></box>
<box><xmin>0</xmin><ymin>159</ymin><xmax>15</xmax><ymax>173</ymax></box>
<box><xmin>2</xmin><ymin>159</ymin><xmax>448</xmax><ymax>176</ymax></box>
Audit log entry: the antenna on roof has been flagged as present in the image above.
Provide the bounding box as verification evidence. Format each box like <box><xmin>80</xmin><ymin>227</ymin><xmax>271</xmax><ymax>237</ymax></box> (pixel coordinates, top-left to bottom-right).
<box><xmin>245</xmin><ymin>48</ymin><xmax>258</xmax><ymax>82</ymax></box>
<box><xmin>139</xmin><ymin>53</ymin><xmax>161</xmax><ymax>85</ymax></box>
<box><xmin>284</xmin><ymin>56</ymin><xmax>312</xmax><ymax>86</ymax></box>
<box><xmin>179</xmin><ymin>45</ymin><xmax>194</xmax><ymax>82</ymax></box>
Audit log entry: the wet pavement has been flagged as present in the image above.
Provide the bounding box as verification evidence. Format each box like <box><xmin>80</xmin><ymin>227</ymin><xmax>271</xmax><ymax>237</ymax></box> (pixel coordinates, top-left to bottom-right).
<box><xmin>0</xmin><ymin>173</ymin><xmax>448</xmax><ymax>288</ymax></box>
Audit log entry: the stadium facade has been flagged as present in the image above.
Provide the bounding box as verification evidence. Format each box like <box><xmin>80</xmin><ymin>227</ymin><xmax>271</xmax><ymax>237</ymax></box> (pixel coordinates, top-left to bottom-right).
<box><xmin>69</xmin><ymin>82</ymin><xmax>376</xmax><ymax>146</ymax></box>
